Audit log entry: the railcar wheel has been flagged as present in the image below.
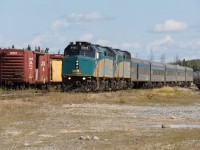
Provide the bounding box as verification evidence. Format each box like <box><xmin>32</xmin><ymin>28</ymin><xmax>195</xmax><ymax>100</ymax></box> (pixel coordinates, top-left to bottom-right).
<box><xmin>91</xmin><ymin>80</ymin><xmax>98</xmax><ymax>91</ymax></box>
<box><xmin>84</xmin><ymin>83</ymin><xmax>92</xmax><ymax>92</ymax></box>
<box><xmin>111</xmin><ymin>81</ymin><xmax>117</xmax><ymax>91</ymax></box>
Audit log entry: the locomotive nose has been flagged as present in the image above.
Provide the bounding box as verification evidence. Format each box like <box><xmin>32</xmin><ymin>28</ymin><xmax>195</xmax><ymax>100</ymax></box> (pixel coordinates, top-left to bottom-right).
<box><xmin>62</xmin><ymin>56</ymin><xmax>94</xmax><ymax>76</ymax></box>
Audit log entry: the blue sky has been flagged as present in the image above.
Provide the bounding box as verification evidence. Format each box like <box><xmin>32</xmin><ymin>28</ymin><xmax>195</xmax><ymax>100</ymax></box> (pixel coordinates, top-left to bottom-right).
<box><xmin>0</xmin><ymin>0</ymin><xmax>200</xmax><ymax>62</ymax></box>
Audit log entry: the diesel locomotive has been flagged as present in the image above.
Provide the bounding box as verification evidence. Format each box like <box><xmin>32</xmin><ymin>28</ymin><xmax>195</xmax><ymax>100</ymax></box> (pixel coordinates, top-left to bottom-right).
<box><xmin>62</xmin><ymin>41</ymin><xmax>193</xmax><ymax>92</ymax></box>
<box><xmin>62</xmin><ymin>42</ymin><xmax>131</xmax><ymax>91</ymax></box>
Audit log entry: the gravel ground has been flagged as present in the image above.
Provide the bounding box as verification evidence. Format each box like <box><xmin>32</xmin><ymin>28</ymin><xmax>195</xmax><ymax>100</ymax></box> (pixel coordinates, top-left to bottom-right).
<box><xmin>0</xmin><ymin>88</ymin><xmax>200</xmax><ymax>150</ymax></box>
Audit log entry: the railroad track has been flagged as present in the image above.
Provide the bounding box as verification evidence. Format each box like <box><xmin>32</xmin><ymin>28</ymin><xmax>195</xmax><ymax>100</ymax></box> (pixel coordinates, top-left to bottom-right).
<box><xmin>0</xmin><ymin>91</ymin><xmax>47</xmax><ymax>100</ymax></box>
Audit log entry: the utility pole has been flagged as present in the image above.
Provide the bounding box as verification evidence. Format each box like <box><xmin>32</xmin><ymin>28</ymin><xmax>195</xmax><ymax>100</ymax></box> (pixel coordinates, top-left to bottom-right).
<box><xmin>160</xmin><ymin>53</ymin><xmax>165</xmax><ymax>63</ymax></box>
<box><xmin>150</xmin><ymin>49</ymin><xmax>154</xmax><ymax>61</ymax></box>
<box><xmin>135</xmin><ymin>52</ymin><xmax>138</xmax><ymax>58</ymax></box>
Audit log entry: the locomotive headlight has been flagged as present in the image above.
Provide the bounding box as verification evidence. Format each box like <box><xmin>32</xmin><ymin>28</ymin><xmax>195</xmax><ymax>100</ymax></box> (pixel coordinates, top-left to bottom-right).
<box><xmin>82</xmin><ymin>77</ymin><xmax>86</xmax><ymax>80</ymax></box>
<box><xmin>68</xmin><ymin>77</ymin><xmax>71</xmax><ymax>80</ymax></box>
<box><xmin>75</xmin><ymin>60</ymin><xmax>79</xmax><ymax>69</ymax></box>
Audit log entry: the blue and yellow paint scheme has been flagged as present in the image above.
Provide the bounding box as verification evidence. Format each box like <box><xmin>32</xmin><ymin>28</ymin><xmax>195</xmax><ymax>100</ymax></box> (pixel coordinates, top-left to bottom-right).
<box><xmin>62</xmin><ymin>56</ymin><xmax>95</xmax><ymax>76</ymax></box>
<box><xmin>62</xmin><ymin>42</ymin><xmax>131</xmax><ymax>91</ymax></box>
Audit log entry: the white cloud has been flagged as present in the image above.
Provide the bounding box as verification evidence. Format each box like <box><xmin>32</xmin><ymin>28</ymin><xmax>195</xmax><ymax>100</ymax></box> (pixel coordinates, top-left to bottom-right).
<box><xmin>154</xmin><ymin>20</ymin><xmax>188</xmax><ymax>32</ymax></box>
<box><xmin>52</xmin><ymin>12</ymin><xmax>109</xmax><ymax>30</ymax></box>
<box><xmin>84</xmin><ymin>12</ymin><xmax>107</xmax><ymax>20</ymax></box>
<box><xmin>178</xmin><ymin>39</ymin><xmax>200</xmax><ymax>50</ymax></box>
<box><xmin>79</xmin><ymin>33</ymin><xmax>94</xmax><ymax>41</ymax></box>
<box><xmin>95</xmin><ymin>39</ymin><xmax>110</xmax><ymax>46</ymax></box>
<box><xmin>146</xmin><ymin>36</ymin><xmax>200</xmax><ymax>61</ymax></box>
<box><xmin>121</xmin><ymin>42</ymin><xmax>141</xmax><ymax>50</ymax></box>
<box><xmin>147</xmin><ymin>35</ymin><xmax>174</xmax><ymax>51</ymax></box>
<box><xmin>68</xmin><ymin>12</ymin><xmax>108</xmax><ymax>23</ymax></box>
<box><xmin>30</xmin><ymin>32</ymin><xmax>52</xmax><ymax>46</ymax></box>
<box><xmin>52</xmin><ymin>19</ymin><xmax>69</xmax><ymax>30</ymax></box>
<box><xmin>26</xmin><ymin>12</ymin><xmax>112</xmax><ymax>52</ymax></box>
<box><xmin>28</xmin><ymin>31</ymin><xmax>68</xmax><ymax>53</ymax></box>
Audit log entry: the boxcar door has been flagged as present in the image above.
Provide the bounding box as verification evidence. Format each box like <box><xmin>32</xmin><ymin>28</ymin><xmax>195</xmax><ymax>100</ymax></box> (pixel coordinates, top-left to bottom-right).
<box><xmin>35</xmin><ymin>54</ymin><xmax>47</xmax><ymax>83</ymax></box>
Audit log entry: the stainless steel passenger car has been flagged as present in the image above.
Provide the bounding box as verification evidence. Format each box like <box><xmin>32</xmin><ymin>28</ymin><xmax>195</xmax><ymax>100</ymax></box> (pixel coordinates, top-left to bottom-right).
<box><xmin>185</xmin><ymin>67</ymin><xmax>193</xmax><ymax>85</ymax></box>
<box><xmin>130</xmin><ymin>58</ymin><xmax>193</xmax><ymax>88</ymax></box>
<box><xmin>165</xmin><ymin>64</ymin><xmax>177</xmax><ymax>85</ymax></box>
<box><xmin>131</xmin><ymin>58</ymin><xmax>150</xmax><ymax>87</ymax></box>
<box><xmin>150</xmin><ymin>61</ymin><xmax>165</xmax><ymax>83</ymax></box>
<box><xmin>176</xmin><ymin>65</ymin><xmax>186</xmax><ymax>85</ymax></box>
<box><xmin>194</xmin><ymin>71</ymin><xmax>200</xmax><ymax>89</ymax></box>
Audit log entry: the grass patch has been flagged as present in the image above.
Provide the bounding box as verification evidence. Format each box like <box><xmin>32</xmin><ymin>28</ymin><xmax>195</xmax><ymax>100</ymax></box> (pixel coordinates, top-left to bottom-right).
<box><xmin>118</xmin><ymin>98</ymin><xmax>126</xmax><ymax>105</ymax></box>
<box><xmin>0</xmin><ymin>87</ymin><xmax>199</xmax><ymax>109</ymax></box>
<box><xmin>42</xmin><ymin>87</ymin><xmax>200</xmax><ymax>106</ymax></box>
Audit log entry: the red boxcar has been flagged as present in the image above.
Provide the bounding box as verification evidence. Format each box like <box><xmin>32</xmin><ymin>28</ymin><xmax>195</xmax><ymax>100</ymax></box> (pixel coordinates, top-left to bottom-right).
<box><xmin>0</xmin><ymin>48</ymin><xmax>50</xmax><ymax>88</ymax></box>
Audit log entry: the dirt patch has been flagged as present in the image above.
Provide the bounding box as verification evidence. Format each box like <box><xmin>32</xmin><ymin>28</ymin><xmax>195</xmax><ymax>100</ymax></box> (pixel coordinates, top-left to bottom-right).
<box><xmin>0</xmin><ymin>87</ymin><xmax>200</xmax><ymax>149</ymax></box>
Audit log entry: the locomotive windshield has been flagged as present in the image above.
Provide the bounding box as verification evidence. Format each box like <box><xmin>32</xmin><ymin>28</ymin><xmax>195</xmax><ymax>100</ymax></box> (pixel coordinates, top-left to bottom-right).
<box><xmin>64</xmin><ymin>45</ymin><xmax>95</xmax><ymax>58</ymax></box>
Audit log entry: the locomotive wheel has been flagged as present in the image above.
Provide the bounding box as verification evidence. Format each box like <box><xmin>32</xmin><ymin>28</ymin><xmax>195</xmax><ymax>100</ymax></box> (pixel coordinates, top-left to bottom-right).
<box><xmin>111</xmin><ymin>81</ymin><xmax>116</xmax><ymax>91</ymax></box>
<box><xmin>84</xmin><ymin>84</ymin><xmax>92</xmax><ymax>92</ymax></box>
<box><xmin>92</xmin><ymin>80</ymin><xmax>98</xmax><ymax>91</ymax></box>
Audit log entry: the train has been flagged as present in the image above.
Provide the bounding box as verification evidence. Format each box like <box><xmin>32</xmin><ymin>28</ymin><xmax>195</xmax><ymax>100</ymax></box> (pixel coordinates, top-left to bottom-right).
<box><xmin>0</xmin><ymin>47</ymin><xmax>63</xmax><ymax>89</ymax></box>
<box><xmin>62</xmin><ymin>41</ymin><xmax>193</xmax><ymax>92</ymax></box>
<box><xmin>0</xmin><ymin>42</ymin><xmax>195</xmax><ymax>92</ymax></box>
<box><xmin>193</xmin><ymin>71</ymin><xmax>200</xmax><ymax>89</ymax></box>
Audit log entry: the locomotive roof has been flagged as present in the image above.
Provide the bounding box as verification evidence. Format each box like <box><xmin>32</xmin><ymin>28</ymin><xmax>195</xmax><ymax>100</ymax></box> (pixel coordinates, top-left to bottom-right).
<box><xmin>73</xmin><ymin>41</ymin><xmax>91</xmax><ymax>46</ymax></box>
<box><xmin>92</xmin><ymin>45</ymin><xmax>115</xmax><ymax>57</ymax></box>
<box><xmin>113</xmin><ymin>49</ymin><xmax>131</xmax><ymax>59</ymax></box>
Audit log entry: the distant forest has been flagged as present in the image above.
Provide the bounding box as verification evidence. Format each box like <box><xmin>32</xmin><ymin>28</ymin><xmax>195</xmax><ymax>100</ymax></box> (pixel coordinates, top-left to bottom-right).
<box><xmin>171</xmin><ymin>59</ymin><xmax>200</xmax><ymax>72</ymax></box>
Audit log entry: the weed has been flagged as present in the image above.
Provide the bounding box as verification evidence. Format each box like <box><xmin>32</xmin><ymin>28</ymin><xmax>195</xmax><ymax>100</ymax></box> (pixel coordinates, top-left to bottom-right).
<box><xmin>118</xmin><ymin>98</ymin><xmax>126</xmax><ymax>104</ymax></box>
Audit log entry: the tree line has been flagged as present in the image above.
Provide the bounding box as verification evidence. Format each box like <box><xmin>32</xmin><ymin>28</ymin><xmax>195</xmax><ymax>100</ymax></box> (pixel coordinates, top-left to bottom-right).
<box><xmin>171</xmin><ymin>59</ymin><xmax>200</xmax><ymax>72</ymax></box>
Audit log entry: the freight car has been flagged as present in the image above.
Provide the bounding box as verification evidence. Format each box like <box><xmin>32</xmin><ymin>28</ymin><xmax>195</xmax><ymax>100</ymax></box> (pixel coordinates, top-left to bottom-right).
<box><xmin>49</xmin><ymin>54</ymin><xmax>63</xmax><ymax>90</ymax></box>
<box><xmin>50</xmin><ymin>54</ymin><xmax>63</xmax><ymax>84</ymax></box>
<box><xmin>193</xmin><ymin>71</ymin><xmax>200</xmax><ymax>89</ymax></box>
<box><xmin>62</xmin><ymin>41</ymin><xmax>193</xmax><ymax>92</ymax></box>
<box><xmin>0</xmin><ymin>48</ymin><xmax>63</xmax><ymax>89</ymax></box>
